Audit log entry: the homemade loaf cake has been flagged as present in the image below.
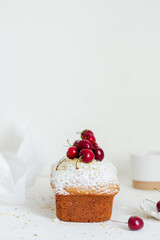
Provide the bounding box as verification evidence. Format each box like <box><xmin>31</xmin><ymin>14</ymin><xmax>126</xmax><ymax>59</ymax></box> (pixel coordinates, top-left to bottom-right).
<box><xmin>50</xmin><ymin>158</ymin><xmax>119</xmax><ymax>222</ymax></box>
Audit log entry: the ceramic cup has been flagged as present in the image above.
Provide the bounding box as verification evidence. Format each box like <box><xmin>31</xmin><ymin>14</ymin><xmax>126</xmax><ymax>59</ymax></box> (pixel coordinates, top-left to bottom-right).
<box><xmin>130</xmin><ymin>151</ymin><xmax>160</xmax><ymax>190</ymax></box>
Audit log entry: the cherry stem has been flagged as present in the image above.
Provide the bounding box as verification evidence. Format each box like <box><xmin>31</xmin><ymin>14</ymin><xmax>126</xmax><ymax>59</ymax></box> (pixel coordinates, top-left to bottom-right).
<box><xmin>145</xmin><ymin>199</ymin><xmax>156</xmax><ymax>204</ymax></box>
<box><xmin>75</xmin><ymin>156</ymin><xmax>83</xmax><ymax>169</ymax></box>
<box><xmin>109</xmin><ymin>219</ymin><xmax>128</xmax><ymax>224</ymax></box>
<box><xmin>67</xmin><ymin>139</ymin><xmax>72</xmax><ymax>146</ymax></box>
<box><xmin>154</xmin><ymin>188</ymin><xmax>160</xmax><ymax>193</ymax></box>
<box><xmin>76</xmin><ymin>159</ymin><xmax>79</xmax><ymax>169</ymax></box>
<box><xmin>56</xmin><ymin>156</ymin><xmax>66</xmax><ymax>170</ymax></box>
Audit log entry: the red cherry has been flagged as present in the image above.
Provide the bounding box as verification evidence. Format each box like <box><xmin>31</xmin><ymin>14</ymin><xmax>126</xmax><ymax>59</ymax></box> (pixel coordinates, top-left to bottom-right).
<box><xmin>145</xmin><ymin>198</ymin><xmax>160</xmax><ymax>212</ymax></box>
<box><xmin>79</xmin><ymin>149</ymin><xmax>95</xmax><ymax>163</ymax></box>
<box><xmin>94</xmin><ymin>148</ymin><xmax>104</xmax><ymax>161</ymax></box>
<box><xmin>128</xmin><ymin>216</ymin><xmax>144</xmax><ymax>231</ymax></box>
<box><xmin>73</xmin><ymin>140</ymin><xmax>80</xmax><ymax>147</ymax></box>
<box><xmin>156</xmin><ymin>201</ymin><xmax>160</xmax><ymax>212</ymax></box>
<box><xmin>81</xmin><ymin>129</ymin><xmax>94</xmax><ymax>139</ymax></box>
<box><xmin>83</xmin><ymin>133</ymin><xmax>96</xmax><ymax>144</ymax></box>
<box><xmin>93</xmin><ymin>142</ymin><xmax>99</xmax><ymax>149</ymax></box>
<box><xmin>110</xmin><ymin>216</ymin><xmax>144</xmax><ymax>231</ymax></box>
<box><xmin>67</xmin><ymin>146</ymin><xmax>79</xmax><ymax>159</ymax></box>
<box><xmin>77</xmin><ymin>139</ymin><xmax>93</xmax><ymax>151</ymax></box>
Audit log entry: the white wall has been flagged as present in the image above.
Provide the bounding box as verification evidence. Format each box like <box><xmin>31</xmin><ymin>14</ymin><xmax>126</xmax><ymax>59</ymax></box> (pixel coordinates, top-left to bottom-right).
<box><xmin>0</xmin><ymin>0</ymin><xmax>160</xmax><ymax>177</ymax></box>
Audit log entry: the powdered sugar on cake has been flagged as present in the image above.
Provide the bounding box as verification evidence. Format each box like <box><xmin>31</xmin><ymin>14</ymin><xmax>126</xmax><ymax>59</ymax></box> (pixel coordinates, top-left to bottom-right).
<box><xmin>50</xmin><ymin>158</ymin><xmax>119</xmax><ymax>195</ymax></box>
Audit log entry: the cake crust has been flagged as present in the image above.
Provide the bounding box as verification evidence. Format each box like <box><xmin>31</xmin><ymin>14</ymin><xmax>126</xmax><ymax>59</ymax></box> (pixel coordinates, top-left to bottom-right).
<box><xmin>56</xmin><ymin>194</ymin><xmax>115</xmax><ymax>222</ymax></box>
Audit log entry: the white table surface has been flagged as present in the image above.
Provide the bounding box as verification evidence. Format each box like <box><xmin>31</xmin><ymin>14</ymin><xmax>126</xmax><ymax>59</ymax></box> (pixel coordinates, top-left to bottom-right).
<box><xmin>0</xmin><ymin>176</ymin><xmax>160</xmax><ymax>240</ymax></box>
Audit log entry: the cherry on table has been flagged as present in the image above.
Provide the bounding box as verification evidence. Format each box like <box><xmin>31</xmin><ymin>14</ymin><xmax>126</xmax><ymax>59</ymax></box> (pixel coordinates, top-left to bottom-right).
<box><xmin>79</xmin><ymin>149</ymin><xmax>95</xmax><ymax>163</ymax></box>
<box><xmin>67</xmin><ymin>146</ymin><xmax>79</xmax><ymax>159</ymax></box>
<box><xmin>128</xmin><ymin>216</ymin><xmax>144</xmax><ymax>231</ymax></box>
<box><xmin>156</xmin><ymin>201</ymin><xmax>160</xmax><ymax>212</ymax></box>
<box><xmin>77</xmin><ymin>139</ymin><xmax>93</xmax><ymax>151</ymax></box>
<box><xmin>110</xmin><ymin>216</ymin><xmax>144</xmax><ymax>231</ymax></box>
<box><xmin>146</xmin><ymin>198</ymin><xmax>160</xmax><ymax>212</ymax></box>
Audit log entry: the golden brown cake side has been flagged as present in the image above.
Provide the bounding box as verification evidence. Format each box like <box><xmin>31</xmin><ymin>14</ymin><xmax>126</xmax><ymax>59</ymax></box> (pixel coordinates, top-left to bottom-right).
<box><xmin>55</xmin><ymin>194</ymin><xmax>115</xmax><ymax>222</ymax></box>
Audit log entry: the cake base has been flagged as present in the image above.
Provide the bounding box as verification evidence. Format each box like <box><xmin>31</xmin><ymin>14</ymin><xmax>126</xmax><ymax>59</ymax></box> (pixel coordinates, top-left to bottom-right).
<box><xmin>55</xmin><ymin>194</ymin><xmax>114</xmax><ymax>222</ymax></box>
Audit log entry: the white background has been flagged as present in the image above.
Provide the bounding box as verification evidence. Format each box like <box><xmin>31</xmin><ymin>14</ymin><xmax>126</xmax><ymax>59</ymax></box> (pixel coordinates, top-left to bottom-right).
<box><xmin>0</xmin><ymin>0</ymin><xmax>160</xmax><ymax>176</ymax></box>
